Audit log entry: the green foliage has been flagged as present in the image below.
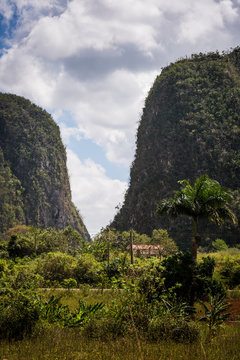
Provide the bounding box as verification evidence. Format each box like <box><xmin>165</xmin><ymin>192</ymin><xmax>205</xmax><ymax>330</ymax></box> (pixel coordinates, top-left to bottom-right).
<box><xmin>138</xmin><ymin>253</ymin><xmax>224</xmax><ymax>305</ymax></box>
<box><xmin>64</xmin><ymin>300</ymin><xmax>105</xmax><ymax>328</ymax></box>
<box><xmin>219</xmin><ymin>260</ymin><xmax>240</xmax><ymax>288</ymax></box>
<box><xmin>163</xmin><ymin>253</ymin><xmax>225</xmax><ymax>304</ymax></box>
<box><xmin>7</xmin><ymin>234</ymin><xmax>35</xmax><ymax>258</ymax></box>
<box><xmin>104</xmin><ymin>259</ymin><xmax>121</xmax><ymax>279</ymax></box>
<box><xmin>74</xmin><ymin>253</ymin><xmax>103</xmax><ymax>285</ymax></box>
<box><xmin>151</xmin><ymin>229</ymin><xmax>178</xmax><ymax>256</ymax></box>
<box><xmin>61</xmin><ymin>278</ymin><xmax>77</xmax><ymax>289</ymax></box>
<box><xmin>38</xmin><ymin>295</ymin><xmax>105</xmax><ymax>328</ymax></box>
<box><xmin>212</xmin><ymin>239</ymin><xmax>228</xmax><ymax>251</ymax></box>
<box><xmin>199</xmin><ymin>295</ymin><xmax>231</xmax><ymax>338</ymax></box>
<box><xmin>36</xmin><ymin>252</ymin><xmax>76</xmax><ymax>283</ymax></box>
<box><xmin>156</xmin><ymin>175</ymin><xmax>237</xmax><ymax>260</ymax></box>
<box><xmin>157</xmin><ymin>175</ymin><xmax>236</xmax><ymax>227</ymax></box>
<box><xmin>0</xmin><ymin>290</ymin><xmax>40</xmax><ymax>340</ymax></box>
<box><xmin>5</xmin><ymin>226</ymin><xmax>87</xmax><ymax>259</ymax></box>
<box><xmin>148</xmin><ymin>315</ymin><xmax>200</xmax><ymax>343</ymax></box>
<box><xmin>83</xmin><ymin>315</ymin><xmax>127</xmax><ymax>339</ymax></box>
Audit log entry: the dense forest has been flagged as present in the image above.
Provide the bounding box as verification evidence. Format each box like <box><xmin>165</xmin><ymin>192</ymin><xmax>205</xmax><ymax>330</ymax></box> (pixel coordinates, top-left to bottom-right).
<box><xmin>112</xmin><ymin>47</ymin><xmax>240</xmax><ymax>250</ymax></box>
<box><xmin>0</xmin><ymin>93</ymin><xmax>89</xmax><ymax>241</ymax></box>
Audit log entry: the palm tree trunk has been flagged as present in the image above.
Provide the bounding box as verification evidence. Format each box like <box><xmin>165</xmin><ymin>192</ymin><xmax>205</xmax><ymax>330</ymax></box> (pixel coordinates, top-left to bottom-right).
<box><xmin>192</xmin><ymin>218</ymin><xmax>198</xmax><ymax>262</ymax></box>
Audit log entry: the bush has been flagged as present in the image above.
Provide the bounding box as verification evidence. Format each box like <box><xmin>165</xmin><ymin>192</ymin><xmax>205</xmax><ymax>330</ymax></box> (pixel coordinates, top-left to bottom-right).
<box><xmin>104</xmin><ymin>258</ymin><xmax>122</xmax><ymax>279</ymax></box>
<box><xmin>36</xmin><ymin>252</ymin><xmax>76</xmax><ymax>283</ymax></box>
<box><xmin>7</xmin><ymin>234</ymin><xmax>35</xmax><ymax>258</ymax></box>
<box><xmin>82</xmin><ymin>316</ymin><xmax>127</xmax><ymax>339</ymax></box>
<box><xmin>74</xmin><ymin>254</ymin><xmax>103</xmax><ymax>285</ymax></box>
<box><xmin>148</xmin><ymin>315</ymin><xmax>200</xmax><ymax>343</ymax></box>
<box><xmin>12</xmin><ymin>267</ymin><xmax>44</xmax><ymax>289</ymax></box>
<box><xmin>0</xmin><ymin>290</ymin><xmax>40</xmax><ymax>340</ymax></box>
<box><xmin>162</xmin><ymin>253</ymin><xmax>223</xmax><ymax>304</ymax></box>
<box><xmin>220</xmin><ymin>261</ymin><xmax>240</xmax><ymax>288</ymax></box>
<box><xmin>61</xmin><ymin>278</ymin><xmax>77</xmax><ymax>289</ymax></box>
<box><xmin>138</xmin><ymin>253</ymin><xmax>224</xmax><ymax>305</ymax></box>
<box><xmin>212</xmin><ymin>239</ymin><xmax>228</xmax><ymax>251</ymax></box>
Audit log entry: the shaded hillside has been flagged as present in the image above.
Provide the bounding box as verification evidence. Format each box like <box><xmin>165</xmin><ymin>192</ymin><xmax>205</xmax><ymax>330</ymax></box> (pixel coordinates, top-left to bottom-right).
<box><xmin>0</xmin><ymin>93</ymin><xmax>89</xmax><ymax>240</ymax></box>
<box><xmin>112</xmin><ymin>47</ymin><xmax>240</xmax><ymax>250</ymax></box>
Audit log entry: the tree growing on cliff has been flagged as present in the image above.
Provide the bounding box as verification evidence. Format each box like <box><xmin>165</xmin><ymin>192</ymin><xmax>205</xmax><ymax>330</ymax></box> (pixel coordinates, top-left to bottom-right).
<box><xmin>156</xmin><ymin>175</ymin><xmax>237</xmax><ymax>261</ymax></box>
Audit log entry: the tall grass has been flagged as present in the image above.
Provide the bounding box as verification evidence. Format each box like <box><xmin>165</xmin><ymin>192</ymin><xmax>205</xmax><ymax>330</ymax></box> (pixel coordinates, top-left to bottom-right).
<box><xmin>0</xmin><ymin>323</ymin><xmax>240</xmax><ymax>360</ymax></box>
<box><xmin>198</xmin><ymin>248</ymin><xmax>240</xmax><ymax>264</ymax></box>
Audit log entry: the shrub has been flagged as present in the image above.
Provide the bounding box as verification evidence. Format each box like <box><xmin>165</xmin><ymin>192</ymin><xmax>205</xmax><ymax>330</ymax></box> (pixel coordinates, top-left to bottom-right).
<box><xmin>104</xmin><ymin>258</ymin><xmax>122</xmax><ymax>279</ymax></box>
<box><xmin>230</xmin><ymin>266</ymin><xmax>240</xmax><ymax>288</ymax></box>
<box><xmin>220</xmin><ymin>260</ymin><xmax>240</xmax><ymax>288</ymax></box>
<box><xmin>162</xmin><ymin>253</ymin><xmax>223</xmax><ymax>304</ymax></box>
<box><xmin>38</xmin><ymin>295</ymin><xmax>105</xmax><ymax>328</ymax></box>
<box><xmin>12</xmin><ymin>266</ymin><xmax>44</xmax><ymax>289</ymax></box>
<box><xmin>36</xmin><ymin>252</ymin><xmax>76</xmax><ymax>283</ymax></box>
<box><xmin>212</xmin><ymin>239</ymin><xmax>228</xmax><ymax>251</ymax></box>
<box><xmin>148</xmin><ymin>315</ymin><xmax>200</xmax><ymax>343</ymax></box>
<box><xmin>0</xmin><ymin>259</ymin><xmax>7</xmax><ymax>276</ymax></box>
<box><xmin>82</xmin><ymin>316</ymin><xmax>127</xmax><ymax>339</ymax></box>
<box><xmin>0</xmin><ymin>290</ymin><xmax>40</xmax><ymax>340</ymax></box>
<box><xmin>74</xmin><ymin>254</ymin><xmax>103</xmax><ymax>285</ymax></box>
<box><xmin>7</xmin><ymin>234</ymin><xmax>35</xmax><ymax>258</ymax></box>
<box><xmin>61</xmin><ymin>278</ymin><xmax>77</xmax><ymax>289</ymax></box>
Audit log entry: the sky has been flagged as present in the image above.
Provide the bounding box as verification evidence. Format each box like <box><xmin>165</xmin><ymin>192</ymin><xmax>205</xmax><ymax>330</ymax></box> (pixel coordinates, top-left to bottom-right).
<box><xmin>0</xmin><ymin>0</ymin><xmax>240</xmax><ymax>237</ymax></box>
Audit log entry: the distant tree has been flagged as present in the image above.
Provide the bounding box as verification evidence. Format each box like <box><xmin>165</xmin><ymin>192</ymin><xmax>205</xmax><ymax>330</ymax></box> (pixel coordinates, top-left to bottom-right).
<box><xmin>151</xmin><ymin>229</ymin><xmax>178</xmax><ymax>256</ymax></box>
<box><xmin>156</xmin><ymin>175</ymin><xmax>237</xmax><ymax>261</ymax></box>
<box><xmin>7</xmin><ymin>234</ymin><xmax>34</xmax><ymax>258</ymax></box>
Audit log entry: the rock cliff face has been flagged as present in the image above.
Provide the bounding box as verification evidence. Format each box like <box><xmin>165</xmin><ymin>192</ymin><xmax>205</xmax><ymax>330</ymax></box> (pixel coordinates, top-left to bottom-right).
<box><xmin>0</xmin><ymin>93</ymin><xmax>89</xmax><ymax>240</ymax></box>
<box><xmin>112</xmin><ymin>48</ymin><xmax>240</xmax><ymax>249</ymax></box>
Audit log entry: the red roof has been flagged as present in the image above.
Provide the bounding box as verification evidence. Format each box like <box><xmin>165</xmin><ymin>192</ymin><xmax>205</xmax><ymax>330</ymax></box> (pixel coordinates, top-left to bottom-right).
<box><xmin>127</xmin><ymin>244</ymin><xmax>163</xmax><ymax>250</ymax></box>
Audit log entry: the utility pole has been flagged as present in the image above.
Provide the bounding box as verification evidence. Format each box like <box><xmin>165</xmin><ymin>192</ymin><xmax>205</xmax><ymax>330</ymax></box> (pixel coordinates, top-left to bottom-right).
<box><xmin>107</xmin><ymin>227</ymin><xmax>110</xmax><ymax>266</ymax></box>
<box><xmin>130</xmin><ymin>229</ymin><xmax>134</xmax><ymax>265</ymax></box>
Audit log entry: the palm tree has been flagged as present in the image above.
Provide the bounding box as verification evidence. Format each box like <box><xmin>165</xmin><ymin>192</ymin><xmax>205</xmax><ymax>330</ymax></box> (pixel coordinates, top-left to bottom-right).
<box><xmin>156</xmin><ymin>175</ymin><xmax>237</xmax><ymax>261</ymax></box>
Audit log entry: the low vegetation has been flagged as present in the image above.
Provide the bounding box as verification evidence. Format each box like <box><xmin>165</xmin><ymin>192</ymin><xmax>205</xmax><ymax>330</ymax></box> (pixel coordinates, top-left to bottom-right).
<box><xmin>0</xmin><ymin>222</ymin><xmax>240</xmax><ymax>359</ymax></box>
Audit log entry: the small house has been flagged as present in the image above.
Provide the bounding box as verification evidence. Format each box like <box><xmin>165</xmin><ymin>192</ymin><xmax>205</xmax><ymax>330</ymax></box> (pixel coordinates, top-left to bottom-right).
<box><xmin>127</xmin><ymin>244</ymin><xmax>164</xmax><ymax>258</ymax></box>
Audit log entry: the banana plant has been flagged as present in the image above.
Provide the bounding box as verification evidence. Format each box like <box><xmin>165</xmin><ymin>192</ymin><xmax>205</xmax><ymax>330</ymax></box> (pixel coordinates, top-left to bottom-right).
<box><xmin>199</xmin><ymin>295</ymin><xmax>231</xmax><ymax>339</ymax></box>
<box><xmin>37</xmin><ymin>295</ymin><xmax>105</xmax><ymax>328</ymax></box>
<box><xmin>63</xmin><ymin>300</ymin><xmax>105</xmax><ymax>328</ymax></box>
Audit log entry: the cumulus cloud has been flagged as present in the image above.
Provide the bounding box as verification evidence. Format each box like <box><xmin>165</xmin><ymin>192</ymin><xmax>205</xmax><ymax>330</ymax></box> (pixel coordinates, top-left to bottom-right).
<box><xmin>177</xmin><ymin>0</ymin><xmax>238</xmax><ymax>44</ymax></box>
<box><xmin>59</xmin><ymin>122</ymin><xmax>82</xmax><ymax>144</ymax></box>
<box><xmin>0</xmin><ymin>0</ymin><xmax>15</xmax><ymax>20</ymax></box>
<box><xmin>67</xmin><ymin>149</ymin><xmax>127</xmax><ymax>236</ymax></box>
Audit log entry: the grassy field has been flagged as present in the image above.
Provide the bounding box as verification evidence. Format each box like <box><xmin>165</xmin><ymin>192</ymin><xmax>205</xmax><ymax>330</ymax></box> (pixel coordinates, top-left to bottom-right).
<box><xmin>37</xmin><ymin>287</ymin><xmax>123</xmax><ymax>310</ymax></box>
<box><xmin>1</xmin><ymin>287</ymin><xmax>240</xmax><ymax>360</ymax></box>
<box><xmin>0</xmin><ymin>323</ymin><xmax>240</xmax><ymax>360</ymax></box>
<box><xmin>1</xmin><ymin>249</ymin><xmax>240</xmax><ymax>360</ymax></box>
<box><xmin>199</xmin><ymin>248</ymin><xmax>240</xmax><ymax>264</ymax></box>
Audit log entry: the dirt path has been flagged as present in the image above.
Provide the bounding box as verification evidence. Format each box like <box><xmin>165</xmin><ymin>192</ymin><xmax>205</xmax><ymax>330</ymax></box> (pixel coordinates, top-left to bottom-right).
<box><xmin>226</xmin><ymin>299</ymin><xmax>240</xmax><ymax>322</ymax></box>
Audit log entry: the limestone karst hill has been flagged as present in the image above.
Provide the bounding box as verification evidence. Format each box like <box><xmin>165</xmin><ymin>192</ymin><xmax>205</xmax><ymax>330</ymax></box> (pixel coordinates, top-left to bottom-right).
<box><xmin>0</xmin><ymin>93</ymin><xmax>89</xmax><ymax>240</ymax></box>
<box><xmin>112</xmin><ymin>47</ymin><xmax>240</xmax><ymax>250</ymax></box>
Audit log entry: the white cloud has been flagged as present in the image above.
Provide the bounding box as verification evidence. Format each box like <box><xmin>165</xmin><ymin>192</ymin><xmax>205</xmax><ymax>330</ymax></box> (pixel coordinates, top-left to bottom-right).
<box><xmin>177</xmin><ymin>0</ymin><xmax>237</xmax><ymax>44</ymax></box>
<box><xmin>220</xmin><ymin>0</ymin><xmax>238</xmax><ymax>22</ymax></box>
<box><xmin>67</xmin><ymin>149</ymin><xmax>127</xmax><ymax>235</ymax></box>
<box><xmin>59</xmin><ymin>122</ymin><xmax>82</xmax><ymax>144</ymax></box>
<box><xmin>0</xmin><ymin>0</ymin><xmax>15</xmax><ymax>20</ymax></box>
